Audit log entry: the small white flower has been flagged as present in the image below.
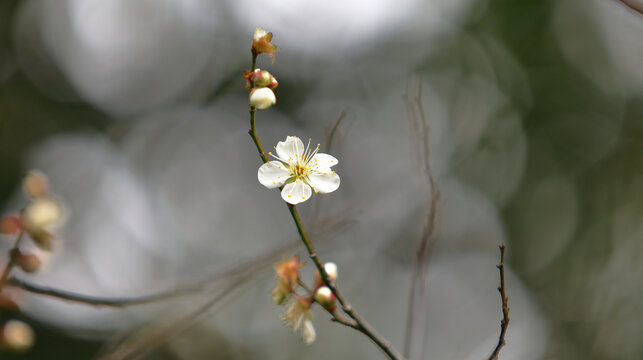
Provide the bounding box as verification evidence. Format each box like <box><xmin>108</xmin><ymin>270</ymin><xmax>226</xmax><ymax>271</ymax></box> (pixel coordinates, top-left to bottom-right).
<box><xmin>258</xmin><ymin>136</ymin><xmax>340</xmax><ymax>204</ymax></box>
<box><xmin>301</xmin><ymin>319</ymin><xmax>316</xmax><ymax>345</ymax></box>
<box><xmin>249</xmin><ymin>87</ymin><xmax>276</xmax><ymax>110</ymax></box>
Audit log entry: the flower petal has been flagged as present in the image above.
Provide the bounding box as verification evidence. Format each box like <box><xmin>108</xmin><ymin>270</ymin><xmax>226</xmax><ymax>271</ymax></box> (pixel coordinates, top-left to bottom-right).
<box><xmin>275</xmin><ymin>136</ymin><xmax>304</xmax><ymax>163</ymax></box>
<box><xmin>310</xmin><ymin>153</ymin><xmax>338</xmax><ymax>169</ymax></box>
<box><xmin>258</xmin><ymin>161</ymin><xmax>290</xmax><ymax>189</ymax></box>
<box><xmin>308</xmin><ymin>172</ymin><xmax>340</xmax><ymax>194</ymax></box>
<box><xmin>281</xmin><ymin>180</ymin><xmax>312</xmax><ymax>204</ymax></box>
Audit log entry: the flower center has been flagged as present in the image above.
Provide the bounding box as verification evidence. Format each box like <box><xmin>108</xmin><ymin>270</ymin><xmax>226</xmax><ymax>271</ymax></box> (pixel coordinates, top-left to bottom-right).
<box><xmin>293</xmin><ymin>163</ymin><xmax>308</xmax><ymax>178</ymax></box>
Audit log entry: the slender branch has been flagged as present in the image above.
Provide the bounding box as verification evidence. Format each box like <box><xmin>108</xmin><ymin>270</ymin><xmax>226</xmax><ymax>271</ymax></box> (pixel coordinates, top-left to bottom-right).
<box><xmin>6</xmin><ymin>277</ymin><xmax>195</xmax><ymax>307</ymax></box>
<box><xmin>249</xmin><ymin>108</ymin><xmax>268</xmax><ymax>164</ymax></box>
<box><xmin>487</xmin><ymin>244</ymin><xmax>510</xmax><ymax>360</ymax></box>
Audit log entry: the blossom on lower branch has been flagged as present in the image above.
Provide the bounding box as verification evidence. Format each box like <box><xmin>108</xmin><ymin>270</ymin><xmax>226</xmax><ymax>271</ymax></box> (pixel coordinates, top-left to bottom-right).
<box><xmin>281</xmin><ymin>296</ymin><xmax>316</xmax><ymax>345</ymax></box>
<box><xmin>257</xmin><ymin>136</ymin><xmax>340</xmax><ymax>204</ymax></box>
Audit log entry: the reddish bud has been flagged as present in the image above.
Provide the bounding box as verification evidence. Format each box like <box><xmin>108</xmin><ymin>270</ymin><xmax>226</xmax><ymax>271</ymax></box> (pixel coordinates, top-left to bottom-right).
<box><xmin>314</xmin><ymin>286</ymin><xmax>336</xmax><ymax>311</ymax></box>
<box><xmin>0</xmin><ymin>215</ymin><xmax>22</xmax><ymax>236</ymax></box>
<box><xmin>252</xmin><ymin>69</ymin><xmax>272</xmax><ymax>87</ymax></box>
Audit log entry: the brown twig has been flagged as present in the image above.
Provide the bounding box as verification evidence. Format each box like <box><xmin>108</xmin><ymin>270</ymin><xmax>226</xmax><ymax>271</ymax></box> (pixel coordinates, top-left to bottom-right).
<box><xmin>487</xmin><ymin>244</ymin><xmax>510</xmax><ymax>360</ymax></box>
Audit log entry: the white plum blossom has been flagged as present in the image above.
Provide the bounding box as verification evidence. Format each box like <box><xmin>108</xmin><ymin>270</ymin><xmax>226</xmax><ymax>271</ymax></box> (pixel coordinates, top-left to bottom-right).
<box><xmin>258</xmin><ymin>136</ymin><xmax>340</xmax><ymax>204</ymax></box>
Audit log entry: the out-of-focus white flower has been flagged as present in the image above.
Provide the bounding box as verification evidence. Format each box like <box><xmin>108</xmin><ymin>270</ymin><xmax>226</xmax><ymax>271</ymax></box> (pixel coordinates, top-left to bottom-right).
<box><xmin>249</xmin><ymin>87</ymin><xmax>276</xmax><ymax>110</ymax></box>
<box><xmin>301</xmin><ymin>319</ymin><xmax>316</xmax><ymax>345</ymax></box>
<box><xmin>258</xmin><ymin>136</ymin><xmax>340</xmax><ymax>204</ymax></box>
<box><xmin>0</xmin><ymin>320</ymin><xmax>35</xmax><ymax>352</ymax></box>
<box><xmin>22</xmin><ymin>197</ymin><xmax>63</xmax><ymax>230</ymax></box>
<box><xmin>324</xmin><ymin>262</ymin><xmax>338</xmax><ymax>282</ymax></box>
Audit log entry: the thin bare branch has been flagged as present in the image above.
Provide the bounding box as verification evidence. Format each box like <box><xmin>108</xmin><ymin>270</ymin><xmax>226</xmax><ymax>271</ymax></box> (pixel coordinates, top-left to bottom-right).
<box><xmin>487</xmin><ymin>244</ymin><xmax>510</xmax><ymax>360</ymax></box>
<box><xmin>325</xmin><ymin>108</ymin><xmax>348</xmax><ymax>154</ymax></box>
<box><xmin>403</xmin><ymin>77</ymin><xmax>442</xmax><ymax>360</ymax></box>
<box><xmin>7</xmin><ymin>277</ymin><xmax>195</xmax><ymax>307</ymax></box>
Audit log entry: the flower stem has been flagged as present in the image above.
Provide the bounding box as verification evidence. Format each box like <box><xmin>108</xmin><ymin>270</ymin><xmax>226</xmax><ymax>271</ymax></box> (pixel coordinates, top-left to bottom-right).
<box><xmin>249</xmin><ymin>109</ymin><xmax>268</xmax><ymax>164</ymax></box>
<box><xmin>247</xmin><ymin>53</ymin><xmax>269</xmax><ymax>164</ymax></box>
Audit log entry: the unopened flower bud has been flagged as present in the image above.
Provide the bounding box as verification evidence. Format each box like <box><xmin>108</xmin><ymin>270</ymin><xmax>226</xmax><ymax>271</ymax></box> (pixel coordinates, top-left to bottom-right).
<box><xmin>22</xmin><ymin>171</ymin><xmax>49</xmax><ymax>198</ymax></box>
<box><xmin>0</xmin><ymin>320</ymin><xmax>34</xmax><ymax>352</ymax></box>
<box><xmin>301</xmin><ymin>319</ymin><xmax>316</xmax><ymax>345</ymax></box>
<box><xmin>314</xmin><ymin>286</ymin><xmax>336</xmax><ymax>311</ymax></box>
<box><xmin>249</xmin><ymin>87</ymin><xmax>276</xmax><ymax>110</ymax></box>
<box><xmin>324</xmin><ymin>262</ymin><xmax>338</xmax><ymax>282</ymax></box>
<box><xmin>0</xmin><ymin>215</ymin><xmax>21</xmax><ymax>235</ymax></box>
<box><xmin>253</xmin><ymin>69</ymin><xmax>272</xmax><ymax>87</ymax></box>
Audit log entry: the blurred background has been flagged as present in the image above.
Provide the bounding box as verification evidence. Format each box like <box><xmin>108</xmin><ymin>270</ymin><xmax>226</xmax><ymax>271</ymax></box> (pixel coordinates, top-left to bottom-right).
<box><xmin>1</xmin><ymin>0</ymin><xmax>642</xmax><ymax>359</ymax></box>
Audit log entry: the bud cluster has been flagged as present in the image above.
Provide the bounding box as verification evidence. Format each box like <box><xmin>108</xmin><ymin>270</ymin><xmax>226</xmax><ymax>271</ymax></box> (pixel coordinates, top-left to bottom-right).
<box><xmin>312</xmin><ymin>262</ymin><xmax>338</xmax><ymax>311</ymax></box>
<box><xmin>245</xmin><ymin>28</ymin><xmax>279</xmax><ymax>110</ymax></box>
<box><xmin>271</xmin><ymin>256</ymin><xmax>341</xmax><ymax>345</ymax></box>
<box><xmin>0</xmin><ymin>171</ymin><xmax>64</xmax><ymax>353</ymax></box>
